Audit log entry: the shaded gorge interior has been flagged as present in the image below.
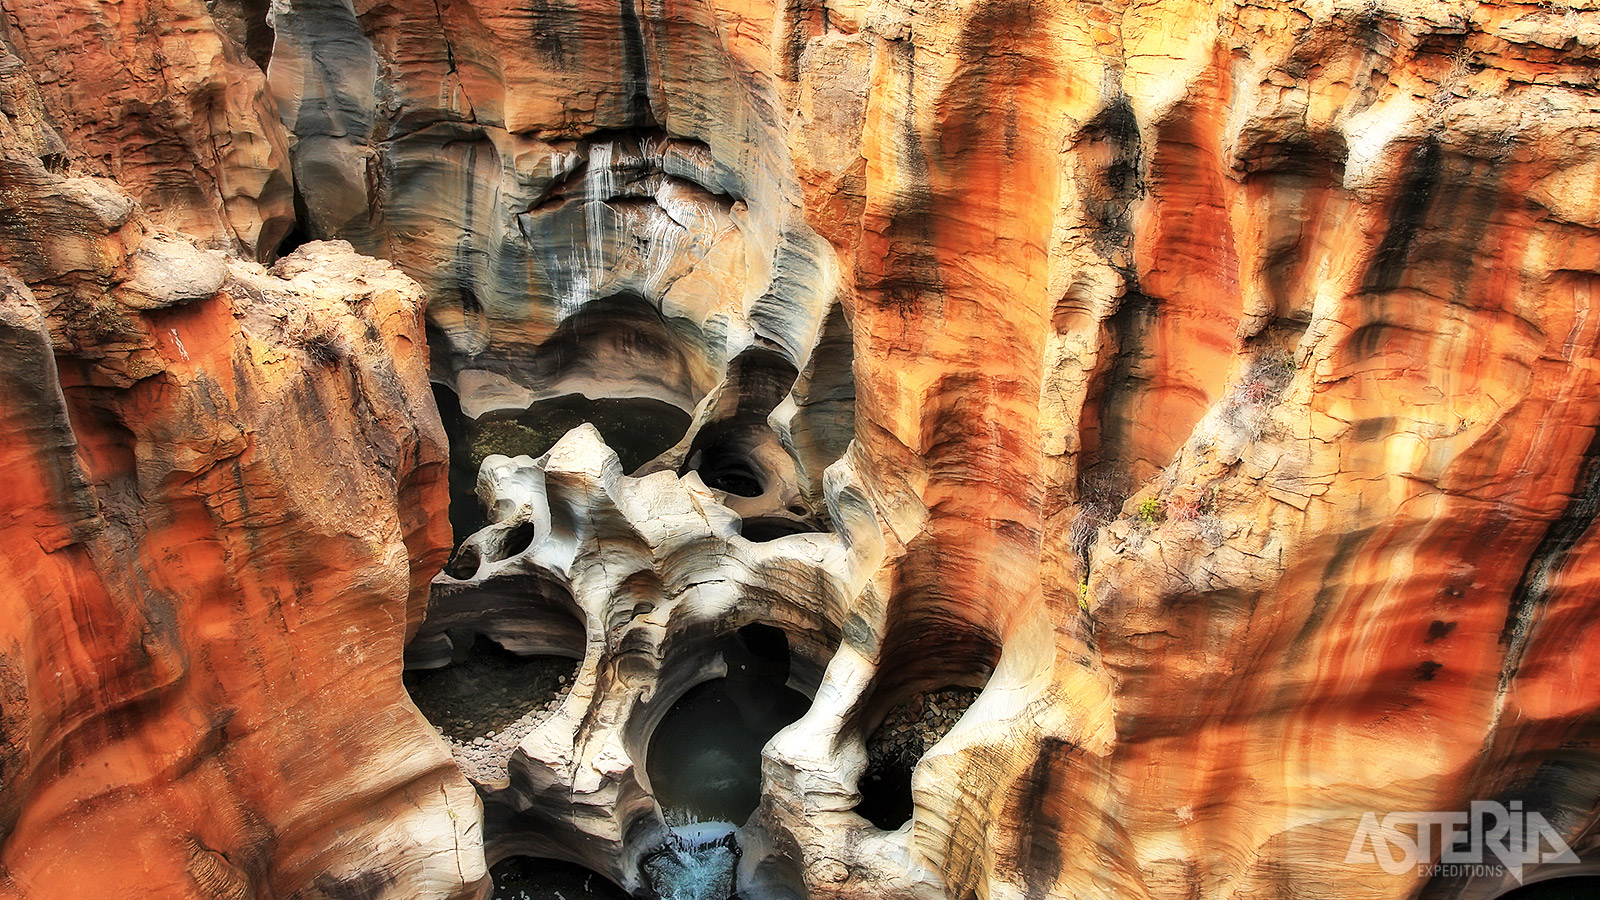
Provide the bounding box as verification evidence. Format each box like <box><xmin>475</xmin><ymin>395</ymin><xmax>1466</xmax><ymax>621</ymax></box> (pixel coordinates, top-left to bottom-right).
<box><xmin>645</xmin><ymin>625</ymin><xmax>811</xmax><ymax>826</ymax></box>
<box><xmin>405</xmin><ymin>286</ymin><xmax>866</xmax><ymax>899</ymax></box>
<box><xmin>433</xmin><ymin>383</ymin><xmax>694</xmax><ymax>544</ymax></box>
<box><xmin>404</xmin><ymin>635</ymin><xmax>580</xmax><ymax>743</ymax></box>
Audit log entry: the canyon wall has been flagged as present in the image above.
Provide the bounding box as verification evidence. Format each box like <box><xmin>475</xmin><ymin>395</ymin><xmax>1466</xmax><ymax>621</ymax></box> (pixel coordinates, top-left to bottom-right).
<box><xmin>0</xmin><ymin>23</ymin><xmax>483</xmax><ymax>896</ymax></box>
<box><xmin>3</xmin><ymin>0</ymin><xmax>1600</xmax><ymax>899</ymax></box>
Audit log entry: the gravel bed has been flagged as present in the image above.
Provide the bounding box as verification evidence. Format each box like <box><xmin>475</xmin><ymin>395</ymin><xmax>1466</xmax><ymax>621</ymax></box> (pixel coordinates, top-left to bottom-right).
<box><xmin>404</xmin><ymin>637</ymin><xmax>579</xmax><ymax>785</ymax></box>
<box><xmin>856</xmin><ymin>688</ymin><xmax>980</xmax><ymax>829</ymax></box>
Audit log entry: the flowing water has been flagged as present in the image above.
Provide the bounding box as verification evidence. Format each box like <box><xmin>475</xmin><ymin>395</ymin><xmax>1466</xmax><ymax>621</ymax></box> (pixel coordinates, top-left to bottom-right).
<box><xmin>642</xmin><ymin>821</ymin><xmax>743</xmax><ymax>900</ymax></box>
<box><xmin>642</xmin><ymin>627</ymin><xmax>810</xmax><ymax>900</ymax></box>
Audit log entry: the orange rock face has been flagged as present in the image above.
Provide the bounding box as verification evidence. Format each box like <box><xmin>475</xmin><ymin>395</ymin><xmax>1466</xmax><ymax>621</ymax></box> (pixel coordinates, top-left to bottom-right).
<box><xmin>0</xmin><ymin>234</ymin><xmax>486</xmax><ymax>898</ymax></box>
<box><xmin>0</xmin><ymin>0</ymin><xmax>293</xmax><ymax>255</ymax></box>
<box><xmin>0</xmin><ymin>34</ymin><xmax>482</xmax><ymax>889</ymax></box>
<box><xmin>4</xmin><ymin>0</ymin><xmax>1600</xmax><ymax>899</ymax></box>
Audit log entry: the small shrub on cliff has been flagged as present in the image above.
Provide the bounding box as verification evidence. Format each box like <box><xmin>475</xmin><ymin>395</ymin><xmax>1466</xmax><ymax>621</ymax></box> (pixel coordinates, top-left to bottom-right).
<box><xmin>1167</xmin><ymin>494</ymin><xmax>1202</xmax><ymax>522</ymax></box>
<box><xmin>1234</xmin><ymin>349</ymin><xmax>1295</xmax><ymax>406</ymax></box>
<box><xmin>1070</xmin><ymin>470</ymin><xmax>1129</xmax><ymax>562</ymax></box>
<box><xmin>1167</xmin><ymin>487</ymin><xmax>1217</xmax><ymax>523</ymax></box>
<box><xmin>1239</xmin><ymin>378</ymin><xmax>1273</xmax><ymax>404</ymax></box>
<box><xmin>301</xmin><ymin>330</ymin><xmax>346</xmax><ymax>367</ymax></box>
<box><xmin>1221</xmin><ymin>351</ymin><xmax>1295</xmax><ymax>442</ymax></box>
<box><xmin>1137</xmin><ymin>496</ymin><xmax>1163</xmax><ymax>526</ymax></box>
<box><xmin>284</xmin><ymin>309</ymin><xmax>348</xmax><ymax>368</ymax></box>
<box><xmin>1067</xmin><ymin>508</ymin><xmax>1100</xmax><ymax>561</ymax></box>
<box><xmin>81</xmin><ymin>301</ymin><xmax>128</xmax><ymax>341</ymax></box>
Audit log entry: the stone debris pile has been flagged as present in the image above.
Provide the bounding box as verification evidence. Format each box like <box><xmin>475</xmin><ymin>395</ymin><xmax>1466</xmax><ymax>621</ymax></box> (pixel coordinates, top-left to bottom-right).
<box><xmin>866</xmin><ymin>688</ymin><xmax>981</xmax><ymax>772</ymax></box>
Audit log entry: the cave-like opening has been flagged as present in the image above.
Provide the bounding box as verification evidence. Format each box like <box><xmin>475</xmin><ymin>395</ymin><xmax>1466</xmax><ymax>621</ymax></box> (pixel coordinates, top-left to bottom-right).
<box><xmin>434</xmin><ymin>382</ymin><xmax>489</xmax><ymax>544</ymax></box>
<box><xmin>489</xmin><ymin>856</ymin><xmax>631</xmax><ymax>900</ymax></box>
<box><xmin>645</xmin><ymin>625</ymin><xmax>809</xmax><ymax>828</ymax></box>
<box><xmin>432</xmin><ymin>380</ymin><xmax>693</xmax><ymax>548</ymax></box>
<box><xmin>403</xmin><ymin>588</ymin><xmax>587</xmax><ymax>786</ymax></box>
<box><xmin>471</xmin><ymin>394</ymin><xmax>692</xmax><ymax>474</ymax></box>
<box><xmin>737</xmin><ymin>517</ymin><xmax>814</xmax><ymax>543</ymax></box>
<box><xmin>853</xmin><ymin>686</ymin><xmax>981</xmax><ymax>831</ymax></box>
<box><xmin>403</xmin><ymin>633</ymin><xmax>579</xmax><ymax>743</ymax></box>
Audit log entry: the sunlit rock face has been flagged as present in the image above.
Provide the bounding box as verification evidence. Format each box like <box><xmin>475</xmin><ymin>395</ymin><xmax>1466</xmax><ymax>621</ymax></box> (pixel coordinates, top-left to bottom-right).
<box><xmin>0</xmin><ymin>0</ymin><xmax>293</xmax><ymax>255</ymax></box>
<box><xmin>270</xmin><ymin>3</ymin><xmax>838</xmax><ymax>429</ymax></box>
<box><xmin>274</xmin><ymin>1</ymin><xmax>1600</xmax><ymax>898</ymax></box>
<box><xmin>0</xmin><ymin>26</ymin><xmax>482</xmax><ymax>895</ymax></box>
<box><xmin>4</xmin><ymin>0</ymin><xmax>1600</xmax><ymax>899</ymax></box>
<box><xmin>0</xmin><ymin>219</ymin><xmax>484</xmax><ymax>899</ymax></box>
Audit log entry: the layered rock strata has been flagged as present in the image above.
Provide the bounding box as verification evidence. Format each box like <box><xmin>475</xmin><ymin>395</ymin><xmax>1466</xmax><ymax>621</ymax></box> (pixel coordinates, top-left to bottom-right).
<box><xmin>0</xmin><ymin>230</ymin><xmax>488</xmax><ymax>898</ymax></box>
<box><xmin>3</xmin><ymin>1</ymin><xmax>1600</xmax><ymax>900</ymax></box>
<box><xmin>282</xmin><ymin>2</ymin><xmax>1600</xmax><ymax>899</ymax></box>
<box><xmin>0</xmin><ymin>31</ymin><xmax>483</xmax><ymax>892</ymax></box>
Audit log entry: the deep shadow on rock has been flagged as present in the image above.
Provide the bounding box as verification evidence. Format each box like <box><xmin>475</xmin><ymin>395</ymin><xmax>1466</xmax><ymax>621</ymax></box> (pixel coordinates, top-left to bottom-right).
<box><xmin>490</xmin><ymin>856</ymin><xmax>631</xmax><ymax>900</ymax></box>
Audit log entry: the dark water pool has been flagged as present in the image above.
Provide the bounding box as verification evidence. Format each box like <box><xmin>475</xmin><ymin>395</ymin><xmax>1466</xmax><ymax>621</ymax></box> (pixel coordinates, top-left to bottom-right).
<box><xmin>490</xmin><ymin>856</ymin><xmax>630</xmax><ymax>900</ymax></box>
<box><xmin>646</xmin><ymin>675</ymin><xmax>811</xmax><ymax>826</ymax></box>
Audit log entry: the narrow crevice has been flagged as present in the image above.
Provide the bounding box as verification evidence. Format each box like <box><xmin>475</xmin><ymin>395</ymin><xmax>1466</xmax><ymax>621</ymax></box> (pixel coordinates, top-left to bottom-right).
<box><xmin>855</xmin><ymin>687</ymin><xmax>981</xmax><ymax>831</ymax></box>
<box><xmin>207</xmin><ymin>0</ymin><xmax>275</xmax><ymax>72</ymax></box>
<box><xmin>1362</xmin><ymin>136</ymin><xmax>1441</xmax><ymax>294</ymax></box>
<box><xmin>1499</xmin><ymin>423</ymin><xmax>1600</xmax><ymax>660</ymax></box>
<box><xmin>738</xmin><ymin>517</ymin><xmax>815</xmax><ymax>543</ymax></box>
<box><xmin>618</xmin><ymin>0</ymin><xmax>655</xmax><ymax>127</ymax></box>
<box><xmin>433</xmin><ymin>383</ymin><xmax>489</xmax><ymax>545</ymax></box>
<box><xmin>1078</xmin><ymin>96</ymin><xmax>1144</xmax><ymax>261</ymax></box>
<box><xmin>1079</xmin><ymin>288</ymin><xmax>1159</xmax><ymax>483</ymax></box>
<box><xmin>271</xmin><ymin>186</ymin><xmax>314</xmax><ymax>262</ymax></box>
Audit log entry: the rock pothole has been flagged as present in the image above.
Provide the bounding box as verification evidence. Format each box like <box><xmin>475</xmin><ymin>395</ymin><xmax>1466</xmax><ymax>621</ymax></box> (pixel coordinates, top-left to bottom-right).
<box><xmin>856</xmin><ymin>687</ymin><xmax>981</xmax><ymax>830</ymax></box>
<box><xmin>403</xmin><ymin>634</ymin><xmax>579</xmax><ymax>785</ymax></box>
<box><xmin>489</xmin><ymin>856</ymin><xmax>631</xmax><ymax>900</ymax></box>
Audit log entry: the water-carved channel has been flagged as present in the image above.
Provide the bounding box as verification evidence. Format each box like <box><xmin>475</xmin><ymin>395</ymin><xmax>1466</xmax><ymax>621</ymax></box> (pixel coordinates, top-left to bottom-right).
<box><xmin>647</xmin><ymin>626</ymin><xmax>810</xmax><ymax>826</ymax></box>
<box><xmin>638</xmin><ymin>625</ymin><xmax>810</xmax><ymax>899</ymax></box>
<box><xmin>419</xmin><ymin>345</ymin><xmax>829</xmax><ymax>898</ymax></box>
